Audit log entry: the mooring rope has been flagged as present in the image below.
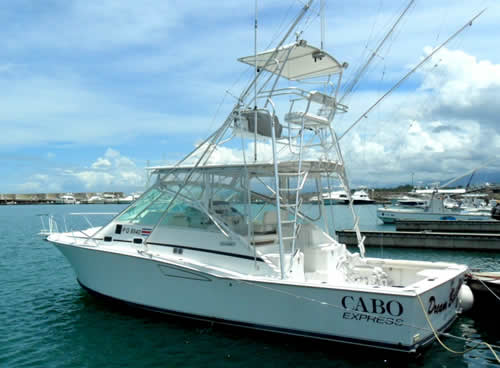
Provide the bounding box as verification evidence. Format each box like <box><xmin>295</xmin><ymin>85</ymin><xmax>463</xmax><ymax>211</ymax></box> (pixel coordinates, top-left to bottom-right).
<box><xmin>416</xmin><ymin>293</ymin><xmax>500</xmax><ymax>363</ymax></box>
<box><xmin>227</xmin><ymin>276</ymin><xmax>500</xmax><ymax>361</ymax></box>
<box><xmin>471</xmin><ymin>275</ymin><xmax>500</xmax><ymax>303</ymax></box>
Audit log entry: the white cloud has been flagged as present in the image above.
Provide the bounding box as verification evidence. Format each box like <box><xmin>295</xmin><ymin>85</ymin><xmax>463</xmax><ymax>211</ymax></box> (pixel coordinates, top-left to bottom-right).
<box><xmin>73</xmin><ymin>149</ymin><xmax>145</xmax><ymax>190</ymax></box>
<box><xmin>13</xmin><ymin>149</ymin><xmax>146</xmax><ymax>193</ymax></box>
<box><xmin>91</xmin><ymin>158</ymin><xmax>112</xmax><ymax>169</ymax></box>
<box><xmin>104</xmin><ymin>148</ymin><xmax>120</xmax><ymax>159</ymax></box>
<box><xmin>74</xmin><ymin>171</ymin><xmax>115</xmax><ymax>189</ymax></box>
<box><xmin>2</xmin><ymin>2</ymin><xmax>500</xmax><ymax>193</ymax></box>
<box><xmin>17</xmin><ymin>174</ymin><xmax>62</xmax><ymax>193</ymax></box>
<box><xmin>339</xmin><ymin>46</ymin><xmax>500</xmax><ymax>186</ymax></box>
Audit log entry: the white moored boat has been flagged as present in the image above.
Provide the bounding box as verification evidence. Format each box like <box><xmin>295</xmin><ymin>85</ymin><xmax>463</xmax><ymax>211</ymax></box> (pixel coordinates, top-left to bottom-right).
<box><xmin>56</xmin><ymin>193</ymin><xmax>77</xmax><ymax>204</ymax></box>
<box><xmin>352</xmin><ymin>189</ymin><xmax>375</xmax><ymax>204</ymax></box>
<box><xmin>309</xmin><ymin>189</ymin><xmax>349</xmax><ymax>205</ymax></box>
<box><xmin>377</xmin><ymin>195</ymin><xmax>493</xmax><ymax>224</ymax></box>
<box><xmin>310</xmin><ymin>188</ymin><xmax>374</xmax><ymax>205</ymax></box>
<box><xmin>47</xmin><ymin>2</ymin><xmax>473</xmax><ymax>354</ymax></box>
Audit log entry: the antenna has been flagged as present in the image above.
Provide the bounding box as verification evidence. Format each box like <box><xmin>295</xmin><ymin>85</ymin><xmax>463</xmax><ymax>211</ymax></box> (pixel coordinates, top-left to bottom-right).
<box><xmin>254</xmin><ymin>0</ymin><xmax>258</xmax><ymax>161</ymax></box>
<box><xmin>320</xmin><ymin>0</ymin><xmax>325</xmax><ymax>50</ymax></box>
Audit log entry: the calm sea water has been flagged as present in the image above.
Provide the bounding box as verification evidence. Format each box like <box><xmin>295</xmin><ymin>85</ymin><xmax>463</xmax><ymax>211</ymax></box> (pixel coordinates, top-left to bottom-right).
<box><xmin>1</xmin><ymin>204</ymin><xmax>499</xmax><ymax>367</ymax></box>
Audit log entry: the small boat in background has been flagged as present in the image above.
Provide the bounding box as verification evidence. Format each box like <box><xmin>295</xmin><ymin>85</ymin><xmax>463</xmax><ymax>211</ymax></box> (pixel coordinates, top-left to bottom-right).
<box><xmin>393</xmin><ymin>195</ymin><xmax>428</xmax><ymax>208</ymax></box>
<box><xmin>492</xmin><ymin>203</ymin><xmax>500</xmax><ymax>220</ymax></box>
<box><xmin>310</xmin><ymin>188</ymin><xmax>374</xmax><ymax>205</ymax></box>
<box><xmin>87</xmin><ymin>195</ymin><xmax>105</xmax><ymax>204</ymax></box>
<box><xmin>351</xmin><ymin>189</ymin><xmax>375</xmax><ymax>204</ymax></box>
<box><xmin>56</xmin><ymin>193</ymin><xmax>78</xmax><ymax>205</ymax></box>
<box><xmin>309</xmin><ymin>189</ymin><xmax>349</xmax><ymax>204</ymax></box>
<box><xmin>377</xmin><ymin>195</ymin><xmax>493</xmax><ymax>224</ymax></box>
<box><xmin>465</xmin><ymin>272</ymin><xmax>500</xmax><ymax>312</ymax></box>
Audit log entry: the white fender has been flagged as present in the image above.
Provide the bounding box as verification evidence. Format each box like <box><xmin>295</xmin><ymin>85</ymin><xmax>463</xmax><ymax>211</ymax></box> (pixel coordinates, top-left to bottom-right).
<box><xmin>458</xmin><ymin>284</ymin><xmax>474</xmax><ymax>312</ymax></box>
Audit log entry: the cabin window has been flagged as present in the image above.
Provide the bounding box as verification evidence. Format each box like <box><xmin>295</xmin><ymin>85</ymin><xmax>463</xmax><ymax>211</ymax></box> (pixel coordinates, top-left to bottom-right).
<box><xmin>117</xmin><ymin>187</ymin><xmax>163</xmax><ymax>222</ymax></box>
<box><xmin>160</xmin><ymin>203</ymin><xmax>214</xmax><ymax>230</ymax></box>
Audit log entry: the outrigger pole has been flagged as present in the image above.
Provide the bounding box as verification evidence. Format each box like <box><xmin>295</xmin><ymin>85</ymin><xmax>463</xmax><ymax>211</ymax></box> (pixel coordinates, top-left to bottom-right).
<box><xmin>339</xmin><ymin>0</ymin><xmax>416</xmax><ymax>104</ymax></box>
<box><xmin>338</xmin><ymin>8</ymin><xmax>486</xmax><ymax>141</ymax></box>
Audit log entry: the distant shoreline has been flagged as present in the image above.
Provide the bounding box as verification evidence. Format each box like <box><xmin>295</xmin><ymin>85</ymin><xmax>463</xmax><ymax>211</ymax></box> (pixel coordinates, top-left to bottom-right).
<box><xmin>0</xmin><ymin>191</ymin><xmax>137</xmax><ymax>205</ymax></box>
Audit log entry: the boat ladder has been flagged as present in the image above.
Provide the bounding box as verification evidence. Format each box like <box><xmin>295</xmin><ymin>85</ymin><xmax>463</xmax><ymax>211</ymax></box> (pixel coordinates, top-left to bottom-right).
<box><xmin>277</xmin><ymin>171</ymin><xmax>308</xmax><ymax>248</ymax></box>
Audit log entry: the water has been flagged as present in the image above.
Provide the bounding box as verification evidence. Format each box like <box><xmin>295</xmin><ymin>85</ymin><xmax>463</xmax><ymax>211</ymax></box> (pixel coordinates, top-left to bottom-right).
<box><xmin>1</xmin><ymin>204</ymin><xmax>499</xmax><ymax>367</ymax></box>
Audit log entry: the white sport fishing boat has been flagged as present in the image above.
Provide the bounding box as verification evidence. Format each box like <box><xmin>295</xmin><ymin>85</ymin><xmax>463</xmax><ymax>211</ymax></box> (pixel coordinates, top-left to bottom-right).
<box><xmin>377</xmin><ymin>196</ymin><xmax>492</xmax><ymax>224</ymax></box>
<box><xmin>352</xmin><ymin>189</ymin><xmax>375</xmax><ymax>204</ymax></box>
<box><xmin>310</xmin><ymin>188</ymin><xmax>374</xmax><ymax>205</ymax></box>
<box><xmin>47</xmin><ymin>1</ymin><xmax>473</xmax><ymax>353</ymax></box>
<box><xmin>309</xmin><ymin>189</ymin><xmax>349</xmax><ymax>205</ymax></box>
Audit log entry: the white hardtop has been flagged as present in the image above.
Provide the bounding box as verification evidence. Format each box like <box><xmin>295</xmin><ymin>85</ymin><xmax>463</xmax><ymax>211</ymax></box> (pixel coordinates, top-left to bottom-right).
<box><xmin>238</xmin><ymin>41</ymin><xmax>345</xmax><ymax>81</ymax></box>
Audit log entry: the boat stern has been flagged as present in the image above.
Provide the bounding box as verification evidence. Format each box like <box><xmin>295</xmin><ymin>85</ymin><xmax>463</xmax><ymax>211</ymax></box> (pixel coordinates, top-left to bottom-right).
<box><xmin>408</xmin><ymin>266</ymin><xmax>467</xmax><ymax>349</ymax></box>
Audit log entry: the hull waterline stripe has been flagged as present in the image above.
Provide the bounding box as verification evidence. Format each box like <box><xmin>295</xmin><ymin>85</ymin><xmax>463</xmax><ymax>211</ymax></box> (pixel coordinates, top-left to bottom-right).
<box><xmin>77</xmin><ymin>279</ymin><xmax>456</xmax><ymax>354</ymax></box>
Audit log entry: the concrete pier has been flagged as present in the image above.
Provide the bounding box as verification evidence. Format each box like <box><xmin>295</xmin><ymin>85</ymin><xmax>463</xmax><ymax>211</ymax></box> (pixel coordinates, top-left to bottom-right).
<box><xmin>395</xmin><ymin>220</ymin><xmax>500</xmax><ymax>233</ymax></box>
<box><xmin>336</xmin><ymin>229</ymin><xmax>500</xmax><ymax>251</ymax></box>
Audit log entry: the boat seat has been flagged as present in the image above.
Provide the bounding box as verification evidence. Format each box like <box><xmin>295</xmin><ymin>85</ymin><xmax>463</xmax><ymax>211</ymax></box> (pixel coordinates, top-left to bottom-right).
<box><xmin>284</xmin><ymin>111</ymin><xmax>329</xmax><ymax>127</ymax></box>
<box><xmin>238</xmin><ymin>109</ymin><xmax>282</xmax><ymax>138</ymax></box>
<box><xmin>309</xmin><ymin>90</ymin><xmax>336</xmax><ymax>107</ymax></box>
<box><xmin>284</xmin><ymin>90</ymin><xmax>341</xmax><ymax>128</ymax></box>
<box><xmin>252</xmin><ymin>210</ymin><xmax>293</xmax><ymax>245</ymax></box>
<box><xmin>165</xmin><ymin>214</ymin><xmax>188</xmax><ymax>227</ymax></box>
<box><xmin>251</xmin><ymin>233</ymin><xmax>277</xmax><ymax>246</ymax></box>
<box><xmin>253</xmin><ymin>211</ymin><xmax>279</xmax><ymax>234</ymax></box>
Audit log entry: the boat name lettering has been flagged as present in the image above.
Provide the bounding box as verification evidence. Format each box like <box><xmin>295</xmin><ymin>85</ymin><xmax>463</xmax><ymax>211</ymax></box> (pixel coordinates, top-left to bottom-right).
<box><xmin>427</xmin><ymin>280</ymin><xmax>461</xmax><ymax>315</ymax></box>
<box><xmin>122</xmin><ymin>227</ymin><xmax>143</xmax><ymax>235</ymax></box>
<box><xmin>342</xmin><ymin>312</ymin><xmax>403</xmax><ymax>326</ymax></box>
<box><xmin>341</xmin><ymin>296</ymin><xmax>404</xmax><ymax>316</ymax></box>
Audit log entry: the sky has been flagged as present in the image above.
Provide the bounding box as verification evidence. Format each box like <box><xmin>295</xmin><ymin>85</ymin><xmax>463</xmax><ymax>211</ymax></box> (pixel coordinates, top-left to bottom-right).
<box><xmin>1</xmin><ymin>0</ymin><xmax>499</xmax><ymax>194</ymax></box>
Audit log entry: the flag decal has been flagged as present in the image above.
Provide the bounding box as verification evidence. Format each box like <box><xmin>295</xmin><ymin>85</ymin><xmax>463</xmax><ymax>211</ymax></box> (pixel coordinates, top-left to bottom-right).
<box><xmin>141</xmin><ymin>228</ymin><xmax>153</xmax><ymax>236</ymax></box>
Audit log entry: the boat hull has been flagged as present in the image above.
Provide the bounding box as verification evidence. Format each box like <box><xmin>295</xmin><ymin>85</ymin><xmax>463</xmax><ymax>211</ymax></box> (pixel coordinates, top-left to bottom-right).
<box><xmin>377</xmin><ymin>208</ymin><xmax>491</xmax><ymax>224</ymax></box>
<box><xmin>352</xmin><ymin>199</ymin><xmax>375</xmax><ymax>205</ymax></box>
<box><xmin>51</xmin><ymin>241</ymin><xmax>464</xmax><ymax>353</ymax></box>
<box><xmin>465</xmin><ymin>273</ymin><xmax>500</xmax><ymax>313</ymax></box>
<box><xmin>310</xmin><ymin>199</ymin><xmax>374</xmax><ymax>205</ymax></box>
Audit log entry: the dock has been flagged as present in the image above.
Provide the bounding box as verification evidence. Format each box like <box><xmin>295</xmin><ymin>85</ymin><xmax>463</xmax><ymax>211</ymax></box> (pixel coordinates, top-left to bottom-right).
<box><xmin>336</xmin><ymin>229</ymin><xmax>500</xmax><ymax>251</ymax></box>
<box><xmin>395</xmin><ymin>220</ymin><xmax>500</xmax><ymax>233</ymax></box>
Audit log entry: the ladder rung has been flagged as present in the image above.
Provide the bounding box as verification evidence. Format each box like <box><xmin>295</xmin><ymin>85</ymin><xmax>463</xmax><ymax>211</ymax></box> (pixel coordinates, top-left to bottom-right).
<box><xmin>280</xmin><ymin>220</ymin><xmax>296</xmax><ymax>224</ymax></box>
<box><xmin>282</xmin><ymin>236</ymin><xmax>296</xmax><ymax>240</ymax></box>
<box><xmin>279</xmin><ymin>188</ymin><xmax>300</xmax><ymax>192</ymax></box>
<box><xmin>278</xmin><ymin>172</ymin><xmax>307</xmax><ymax>177</ymax></box>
